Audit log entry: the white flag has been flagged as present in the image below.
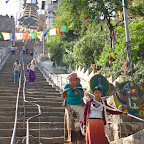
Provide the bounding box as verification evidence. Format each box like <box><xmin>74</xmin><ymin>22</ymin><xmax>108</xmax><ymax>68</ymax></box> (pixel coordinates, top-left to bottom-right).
<box><xmin>80</xmin><ymin>18</ymin><xmax>87</xmax><ymax>24</ymax></box>
<box><xmin>49</xmin><ymin>28</ymin><xmax>56</xmax><ymax>36</ymax></box>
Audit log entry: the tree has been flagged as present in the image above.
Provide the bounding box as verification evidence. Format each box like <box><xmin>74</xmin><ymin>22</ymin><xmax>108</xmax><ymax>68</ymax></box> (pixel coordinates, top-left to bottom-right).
<box><xmin>73</xmin><ymin>32</ymin><xmax>105</xmax><ymax>65</ymax></box>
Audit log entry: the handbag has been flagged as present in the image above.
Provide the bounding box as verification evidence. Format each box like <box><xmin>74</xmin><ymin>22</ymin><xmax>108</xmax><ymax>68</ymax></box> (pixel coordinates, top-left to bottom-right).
<box><xmin>62</xmin><ymin>98</ymin><xmax>67</xmax><ymax>107</ymax></box>
<box><xmin>80</xmin><ymin>120</ymin><xmax>86</xmax><ymax>136</ymax></box>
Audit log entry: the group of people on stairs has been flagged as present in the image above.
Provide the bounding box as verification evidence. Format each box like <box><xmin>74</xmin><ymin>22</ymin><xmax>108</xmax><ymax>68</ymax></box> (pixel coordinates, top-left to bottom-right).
<box><xmin>12</xmin><ymin>55</ymin><xmax>37</xmax><ymax>83</ymax></box>
<box><xmin>62</xmin><ymin>73</ymin><xmax>127</xmax><ymax>144</ymax></box>
<box><xmin>12</xmin><ymin>54</ymin><xmax>128</xmax><ymax>144</ymax></box>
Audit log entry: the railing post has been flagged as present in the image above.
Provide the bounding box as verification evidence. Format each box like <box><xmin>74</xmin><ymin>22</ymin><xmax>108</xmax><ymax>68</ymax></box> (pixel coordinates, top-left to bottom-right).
<box><xmin>39</xmin><ymin>116</ymin><xmax>41</xmax><ymax>144</ymax></box>
<box><xmin>61</xmin><ymin>77</ymin><xmax>62</xmax><ymax>89</ymax></box>
<box><xmin>57</xmin><ymin>76</ymin><xmax>58</xmax><ymax>86</ymax></box>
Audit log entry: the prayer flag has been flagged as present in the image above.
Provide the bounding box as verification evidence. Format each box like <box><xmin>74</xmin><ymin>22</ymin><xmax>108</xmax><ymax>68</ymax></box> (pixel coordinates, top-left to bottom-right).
<box><xmin>73</xmin><ymin>20</ymin><xmax>79</xmax><ymax>25</ymax></box>
<box><xmin>37</xmin><ymin>32</ymin><xmax>42</xmax><ymax>37</ymax></box>
<box><xmin>80</xmin><ymin>18</ymin><xmax>87</xmax><ymax>24</ymax></box>
<box><xmin>38</xmin><ymin>32</ymin><xmax>43</xmax><ymax>41</ymax></box>
<box><xmin>112</xmin><ymin>32</ymin><xmax>116</xmax><ymax>38</ymax></box>
<box><xmin>27</xmin><ymin>28</ymin><xmax>30</xmax><ymax>33</ymax></box>
<box><xmin>56</xmin><ymin>27</ymin><xmax>61</xmax><ymax>36</ymax></box>
<box><xmin>5</xmin><ymin>0</ymin><xmax>9</xmax><ymax>4</ymax></box>
<box><xmin>101</xmin><ymin>25</ymin><xmax>103</xmax><ymax>32</ymax></box>
<box><xmin>30</xmin><ymin>32</ymin><xmax>37</xmax><ymax>39</ymax></box>
<box><xmin>95</xmin><ymin>11</ymin><xmax>97</xmax><ymax>15</ymax></box>
<box><xmin>22</xmin><ymin>33</ymin><xmax>29</xmax><ymax>40</ymax></box>
<box><xmin>15</xmin><ymin>33</ymin><xmax>23</xmax><ymax>40</ymax></box>
<box><xmin>85</xmin><ymin>15</ymin><xmax>89</xmax><ymax>20</ymax></box>
<box><xmin>9</xmin><ymin>33</ymin><xmax>14</xmax><ymax>41</ymax></box>
<box><xmin>68</xmin><ymin>23</ymin><xmax>73</xmax><ymax>29</ymax></box>
<box><xmin>60</xmin><ymin>25</ymin><xmax>67</xmax><ymax>32</ymax></box>
<box><xmin>42</xmin><ymin>30</ymin><xmax>48</xmax><ymax>38</ymax></box>
<box><xmin>90</xmin><ymin>12</ymin><xmax>95</xmax><ymax>20</ymax></box>
<box><xmin>49</xmin><ymin>28</ymin><xmax>56</xmax><ymax>36</ymax></box>
<box><xmin>2</xmin><ymin>32</ymin><xmax>10</xmax><ymax>40</ymax></box>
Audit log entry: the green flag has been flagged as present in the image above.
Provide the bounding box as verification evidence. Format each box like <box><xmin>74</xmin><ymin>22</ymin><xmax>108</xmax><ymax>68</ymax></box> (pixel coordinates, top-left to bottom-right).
<box><xmin>60</xmin><ymin>25</ymin><xmax>67</xmax><ymax>32</ymax></box>
<box><xmin>30</xmin><ymin>32</ymin><xmax>37</xmax><ymax>39</ymax></box>
<box><xmin>90</xmin><ymin>12</ymin><xmax>95</xmax><ymax>20</ymax></box>
<box><xmin>0</xmin><ymin>35</ymin><xmax>1</xmax><ymax>39</ymax></box>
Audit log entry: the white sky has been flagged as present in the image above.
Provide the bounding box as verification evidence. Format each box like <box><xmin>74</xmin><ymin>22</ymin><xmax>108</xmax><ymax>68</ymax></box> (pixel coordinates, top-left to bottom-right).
<box><xmin>0</xmin><ymin>0</ymin><xmax>42</xmax><ymax>19</ymax></box>
<box><xmin>0</xmin><ymin>0</ymin><xmax>20</xmax><ymax>18</ymax></box>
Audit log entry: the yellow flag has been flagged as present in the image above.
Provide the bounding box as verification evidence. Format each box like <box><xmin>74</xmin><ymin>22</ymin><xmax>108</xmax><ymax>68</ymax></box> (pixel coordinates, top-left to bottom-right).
<box><xmin>119</xmin><ymin>75</ymin><xmax>124</xmax><ymax>83</ymax></box>
<box><xmin>68</xmin><ymin>23</ymin><xmax>73</xmax><ymax>29</ymax></box>
<box><xmin>2</xmin><ymin>33</ymin><xmax>10</xmax><ymax>40</ymax></box>
<box><xmin>95</xmin><ymin>11</ymin><xmax>97</xmax><ymax>15</ymax></box>
<box><xmin>37</xmin><ymin>32</ymin><xmax>42</xmax><ymax>37</ymax></box>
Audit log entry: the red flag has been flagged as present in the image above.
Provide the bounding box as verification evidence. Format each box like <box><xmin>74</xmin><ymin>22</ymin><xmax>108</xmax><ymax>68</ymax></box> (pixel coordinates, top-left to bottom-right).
<box><xmin>22</xmin><ymin>33</ymin><xmax>29</xmax><ymax>40</ymax></box>
<box><xmin>85</xmin><ymin>15</ymin><xmax>89</xmax><ymax>20</ymax></box>
<box><xmin>56</xmin><ymin>27</ymin><xmax>61</xmax><ymax>36</ymax></box>
<box><xmin>112</xmin><ymin>32</ymin><xmax>116</xmax><ymax>38</ymax></box>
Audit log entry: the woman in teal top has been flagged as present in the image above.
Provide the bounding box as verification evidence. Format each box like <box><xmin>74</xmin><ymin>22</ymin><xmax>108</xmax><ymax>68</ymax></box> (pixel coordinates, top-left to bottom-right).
<box><xmin>62</xmin><ymin>73</ymin><xmax>85</xmax><ymax>144</ymax></box>
<box><xmin>64</xmin><ymin>83</ymin><xmax>82</xmax><ymax>105</ymax></box>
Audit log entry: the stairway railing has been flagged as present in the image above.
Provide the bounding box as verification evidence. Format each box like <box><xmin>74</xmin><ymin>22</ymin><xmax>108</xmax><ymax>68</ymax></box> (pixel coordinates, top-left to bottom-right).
<box><xmin>37</xmin><ymin>62</ymin><xmax>69</xmax><ymax>90</ymax></box>
<box><xmin>10</xmin><ymin>56</ymin><xmax>22</xmax><ymax>144</ymax></box>
<box><xmin>22</xmin><ymin>57</ymin><xmax>41</xmax><ymax>144</ymax></box>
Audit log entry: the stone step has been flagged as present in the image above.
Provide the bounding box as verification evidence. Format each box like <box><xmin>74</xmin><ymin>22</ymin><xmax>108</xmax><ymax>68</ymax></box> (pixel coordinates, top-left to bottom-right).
<box><xmin>0</xmin><ymin>128</ymin><xmax>64</xmax><ymax>137</ymax></box>
<box><xmin>0</xmin><ymin>116</ymin><xmax>15</xmax><ymax>122</ymax></box>
<box><xmin>0</xmin><ymin>111</ymin><xmax>64</xmax><ymax>117</ymax></box>
<box><xmin>0</xmin><ymin>136</ymin><xmax>64</xmax><ymax>144</ymax></box>
<box><xmin>22</xmin><ymin>116</ymin><xmax>64</xmax><ymax>122</ymax></box>
<box><xmin>0</xmin><ymin>96</ymin><xmax>63</xmax><ymax>102</ymax></box>
<box><xmin>0</xmin><ymin>106</ymin><xmax>64</xmax><ymax>113</ymax></box>
<box><xmin>119</xmin><ymin>122</ymin><xmax>144</xmax><ymax>138</ymax></box>
<box><xmin>25</xmin><ymin>102</ymin><xmax>63</xmax><ymax>107</ymax></box>
<box><xmin>26</xmin><ymin>88</ymin><xmax>56</xmax><ymax>91</ymax></box>
<box><xmin>25</xmin><ymin>92</ymin><xmax>60</xmax><ymax>95</ymax></box>
<box><xmin>0</xmin><ymin>121</ymin><xmax>64</xmax><ymax>129</ymax></box>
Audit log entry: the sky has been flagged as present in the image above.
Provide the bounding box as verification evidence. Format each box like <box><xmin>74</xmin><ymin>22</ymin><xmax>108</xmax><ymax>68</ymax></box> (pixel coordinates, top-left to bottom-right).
<box><xmin>0</xmin><ymin>0</ymin><xmax>42</xmax><ymax>20</ymax></box>
<box><xmin>0</xmin><ymin>0</ymin><xmax>20</xmax><ymax>18</ymax></box>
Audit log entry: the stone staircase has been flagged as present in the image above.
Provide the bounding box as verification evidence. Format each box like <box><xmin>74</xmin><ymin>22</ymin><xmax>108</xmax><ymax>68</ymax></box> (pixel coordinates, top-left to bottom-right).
<box><xmin>0</xmin><ymin>54</ymin><xmax>21</xmax><ymax>144</ymax></box>
<box><xmin>0</xmin><ymin>54</ymin><xmax>65</xmax><ymax>144</ymax></box>
<box><xmin>21</xmin><ymin>55</ymin><xmax>64</xmax><ymax>144</ymax></box>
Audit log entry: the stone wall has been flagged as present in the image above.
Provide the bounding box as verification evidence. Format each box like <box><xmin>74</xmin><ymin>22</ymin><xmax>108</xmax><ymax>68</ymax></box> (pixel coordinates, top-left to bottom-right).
<box><xmin>0</xmin><ymin>16</ymin><xmax>15</xmax><ymax>33</ymax></box>
<box><xmin>0</xmin><ymin>41</ymin><xmax>11</xmax><ymax>48</ymax></box>
<box><xmin>110</xmin><ymin>129</ymin><xmax>144</xmax><ymax>144</ymax></box>
<box><xmin>0</xmin><ymin>46</ymin><xmax>10</xmax><ymax>70</ymax></box>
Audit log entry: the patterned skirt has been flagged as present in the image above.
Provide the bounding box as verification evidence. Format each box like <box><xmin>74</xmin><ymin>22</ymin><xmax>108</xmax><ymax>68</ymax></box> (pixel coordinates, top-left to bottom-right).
<box><xmin>86</xmin><ymin>119</ymin><xmax>107</xmax><ymax>144</ymax></box>
<box><xmin>64</xmin><ymin>104</ymin><xmax>85</xmax><ymax>143</ymax></box>
<box><xmin>28</xmin><ymin>70</ymin><xmax>36</xmax><ymax>82</ymax></box>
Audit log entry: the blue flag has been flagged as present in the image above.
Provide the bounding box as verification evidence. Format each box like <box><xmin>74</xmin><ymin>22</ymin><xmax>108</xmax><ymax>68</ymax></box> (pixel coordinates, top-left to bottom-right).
<box><xmin>9</xmin><ymin>33</ymin><xmax>14</xmax><ymax>41</ymax></box>
<box><xmin>42</xmin><ymin>30</ymin><xmax>48</xmax><ymax>38</ymax></box>
<box><xmin>5</xmin><ymin>0</ymin><xmax>9</xmax><ymax>4</ymax></box>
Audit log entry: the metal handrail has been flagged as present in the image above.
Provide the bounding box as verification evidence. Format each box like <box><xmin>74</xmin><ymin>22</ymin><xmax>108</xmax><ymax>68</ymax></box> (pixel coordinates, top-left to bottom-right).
<box><xmin>10</xmin><ymin>57</ymin><xmax>22</xmax><ymax>144</ymax></box>
<box><xmin>37</xmin><ymin>62</ymin><xmax>69</xmax><ymax>90</ymax></box>
<box><xmin>22</xmin><ymin>58</ymin><xmax>41</xmax><ymax>144</ymax></box>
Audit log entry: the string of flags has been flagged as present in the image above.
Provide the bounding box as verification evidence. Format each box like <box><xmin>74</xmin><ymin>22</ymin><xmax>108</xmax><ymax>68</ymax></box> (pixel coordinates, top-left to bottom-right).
<box><xmin>15</xmin><ymin>25</ymin><xmax>37</xmax><ymax>33</ymax></box>
<box><xmin>0</xmin><ymin>10</ymin><xmax>116</xmax><ymax>42</ymax></box>
<box><xmin>65</xmin><ymin>48</ymin><xmax>73</xmax><ymax>55</ymax></box>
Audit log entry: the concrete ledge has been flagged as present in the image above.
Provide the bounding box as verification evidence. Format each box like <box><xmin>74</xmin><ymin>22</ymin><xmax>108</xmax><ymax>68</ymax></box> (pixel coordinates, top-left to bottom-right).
<box><xmin>0</xmin><ymin>49</ymin><xmax>10</xmax><ymax>70</ymax></box>
<box><xmin>110</xmin><ymin>129</ymin><xmax>144</xmax><ymax>144</ymax></box>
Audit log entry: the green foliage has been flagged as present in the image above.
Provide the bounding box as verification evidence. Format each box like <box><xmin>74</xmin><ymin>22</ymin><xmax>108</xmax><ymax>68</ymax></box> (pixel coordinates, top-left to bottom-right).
<box><xmin>46</xmin><ymin>35</ymin><xmax>65</xmax><ymax>66</ymax></box>
<box><xmin>46</xmin><ymin>0</ymin><xmax>144</xmax><ymax>85</ymax></box>
<box><xmin>73</xmin><ymin>30</ymin><xmax>106</xmax><ymax>65</ymax></box>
